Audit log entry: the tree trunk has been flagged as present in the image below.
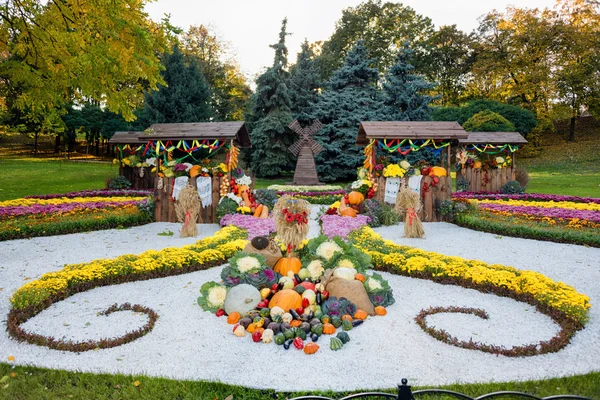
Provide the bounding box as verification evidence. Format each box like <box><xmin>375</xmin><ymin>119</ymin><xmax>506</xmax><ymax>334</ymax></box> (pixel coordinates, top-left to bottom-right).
<box><xmin>95</xmin><ymin>137</ymin><xmax>100</xmax><ymax>156</ymax></box>
<box><xmin>569</xmin><ymin>116</ymin><xmax>576</xmax><ymax>142</ymax></box>
<box><xmin>54</xmin><ymin>135</ymin><xmax>61</xmax><ymax>153</ymax></box>
<box><xmin>34</xmin><ymin>132</ymin><xmax>38</xmax><ymax>155</ymax></box>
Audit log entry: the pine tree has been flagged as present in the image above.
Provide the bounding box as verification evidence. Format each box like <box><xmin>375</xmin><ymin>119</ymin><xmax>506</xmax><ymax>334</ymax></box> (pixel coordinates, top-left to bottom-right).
<box><xmin>142</xmin><ymin>45</ymin><xmax>212</xmax><ymax>125</ymax></box>
<box><xmin>288</xmin><ymin>40</ymin><xmax>321</xmax><ymax>125</ymax></box>
<box><xmin>248</xmin><ymin>18</ymin><xmax>295</xmax><ymax>177</ymax></box>
<box><xmin>315</xmin><ymin>40</ymin><xmax>383</xmax><ymax>182</ymax></box>
<box><xmin>383</xmin><ymin>44</ymin><xmax>436</xmax><ymax>121</ymax></box>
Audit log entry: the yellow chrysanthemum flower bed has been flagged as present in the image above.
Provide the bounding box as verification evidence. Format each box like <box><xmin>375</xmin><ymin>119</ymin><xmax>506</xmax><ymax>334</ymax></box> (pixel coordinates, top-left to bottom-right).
<box><xmin>10</xmin><ymin>226</ymin><xmax>248</xmax><ymax>310</ymax></box>
<box><xmin>474</xmin><ymin>198</ymin><xmax>600</xmax><ymax>212</ymax></box>
<box><xmin>348</xmin><ymin>226</ymin><xmax>590</xmax><ymax>325</ymax></box>
<box><xmin>0</xmin><ymin>196</ymin><xmax>149</xmax><ymax>207</ymax></box>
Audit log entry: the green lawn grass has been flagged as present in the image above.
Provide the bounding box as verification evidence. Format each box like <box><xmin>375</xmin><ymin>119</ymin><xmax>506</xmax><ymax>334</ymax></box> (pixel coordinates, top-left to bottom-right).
<box><xmin>0</xmin><ymin>159</ymin><xmax>119</xmax><ymax>201</ymax></box>
<box><xmin>0</xmin><ymin>363</ymin><xmax>598</xmax><ymax>399</ymax></box>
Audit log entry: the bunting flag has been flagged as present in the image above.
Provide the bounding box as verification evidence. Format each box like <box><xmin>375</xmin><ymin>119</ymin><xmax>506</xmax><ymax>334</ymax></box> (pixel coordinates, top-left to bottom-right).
<box><xmin>465</xmin><ymin>144</ymin><xmax>519</xmax><ymax>154</ymax></box>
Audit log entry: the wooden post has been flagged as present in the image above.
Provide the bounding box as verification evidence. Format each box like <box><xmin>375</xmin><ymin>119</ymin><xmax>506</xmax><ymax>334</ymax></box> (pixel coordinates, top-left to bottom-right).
<box><xmin>446</xmin><ymin>144</ymin><xmax>452</xmax><ymax>194</ymax></box>
<box><xmin>511</xmin><ymin>152</ymin><xmax>517</xmax><ymax>180</ymax></box>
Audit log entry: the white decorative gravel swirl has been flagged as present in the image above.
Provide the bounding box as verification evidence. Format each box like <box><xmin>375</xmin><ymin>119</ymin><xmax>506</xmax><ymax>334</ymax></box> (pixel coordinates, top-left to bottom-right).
<box><xmin>0</xmin><ymin>219</ymin><xmax>599</xmax><ymax>391</ymax></box>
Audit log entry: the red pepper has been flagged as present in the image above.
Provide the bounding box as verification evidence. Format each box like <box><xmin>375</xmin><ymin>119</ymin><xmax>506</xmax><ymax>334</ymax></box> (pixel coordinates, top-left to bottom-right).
<box><xmin>293</xmin><ymin>337</ymin><xmax>304</xmax><ymax>350</ymax></box>
<box><xmin>302</xmin><ymin>298</ymin><xmax>310</xmax><ymax>308</ymax></box>
<box><xmin>322</xmin><ymin>291</ymin><xmax>329</xmax><ymax>300</ymax></box>
<box><xmin>295</xmin><ymin>307</ymin><xmax>304</xmax><ymax>315</ymax></box>
<box><xmin>232</xmin><ymin>324</ymin><xmax>240</xmax><ymax>333</ymax></box>
<box><xmin>252</xmin><ymin>331</ymin><xmax>262</xmax><ymax>343</ymax></box>
<box><xmin>216</xmin><ymin>309</ymin><xmax>226</xmax><ymax>317</ymax></box>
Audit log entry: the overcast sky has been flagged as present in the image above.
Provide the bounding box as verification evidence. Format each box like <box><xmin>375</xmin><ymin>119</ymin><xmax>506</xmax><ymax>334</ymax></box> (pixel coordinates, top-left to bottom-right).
<box><xmin>145</xmin><ymin>0</ymin><xmax>557</xmax><ymax>80</ymax></box>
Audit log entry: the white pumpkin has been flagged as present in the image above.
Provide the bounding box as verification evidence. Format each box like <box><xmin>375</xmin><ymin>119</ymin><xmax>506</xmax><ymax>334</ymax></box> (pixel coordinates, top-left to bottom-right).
<box><xmin>279</xmin><ymin>276</ymin><xmax>294</xmax><ymax>290</ymax></box>
<box><xmin>270</xmin><ymin>306</ymin><xmax>285</xmax><ymax>318</ymax></box>
<box><xmin>223</xmin><ymin>284</ymin><xmax>261</xmax><ymax>315</ymax></box>
<box><xmin>333</xmin><ymin>267</ymin><xmax>358</xmax><ymax>281</ymax></box>
<box><xmin>261</xmin><ymin>329</ymin><xmax>274</xmax><ymax>343</ymax></box>
<box><xmin>302</xmin><ymin>289</ymin><xmax>316</xmax><ymax>305</ymax></box>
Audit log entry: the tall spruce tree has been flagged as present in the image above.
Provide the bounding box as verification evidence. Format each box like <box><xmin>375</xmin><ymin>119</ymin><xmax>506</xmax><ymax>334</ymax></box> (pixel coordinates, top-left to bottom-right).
<box><xmin>248</xmin><ymin>19</ymin><xmax>295</xmax><ymax>177</ymax></box>
<box><xmin>315</xmin><ymin>40</ymin><xmax>383</xmax><ymax>182</ymax></box>
<box><xmin>142</xmin><ymin>45</ymin><xmax>212</xmax><ymax>125</ymax></box>
<box><xmin>383</xmin><ymin>44</ymin><xmax>436</xmax><ymax>121</ymax></box>
<box><xmin>289</xmin><ymin>40</ymin><xmax>321</xmax><ymax>125</ymax></box>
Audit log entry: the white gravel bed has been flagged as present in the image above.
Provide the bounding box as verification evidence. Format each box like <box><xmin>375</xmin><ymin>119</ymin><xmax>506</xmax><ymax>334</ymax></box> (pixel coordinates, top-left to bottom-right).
<box><xmin>0</xmin><ymin>220</ymin><xmax>599</xmax><ymax>392</ymax></box>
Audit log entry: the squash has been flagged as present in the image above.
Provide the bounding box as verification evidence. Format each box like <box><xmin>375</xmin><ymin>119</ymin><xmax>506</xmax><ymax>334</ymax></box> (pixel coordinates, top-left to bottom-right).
<box><xmin>341</xmin><ymin>314</ymin><xmax>353</xmax><ymax>322</ymax></box>
<box><xmin>473</xmin><ymin>161</ymin><xmax>482</xmax><ymax>169</ymax></box>
<box><xmin>322</xmin><ymin>323</ymin><xmax>336</xmax><ymax>335</ymax></box>
<box><xmin>250</xmin><ymin>235</ymin><xmax>269</xmax><ymax>250</ymax></box>
<box><xmin>320</xmin><ymin>315</ymin><xmax>331</xmax><ymax>324</ymax></box>
<box><xmin>430</xmin><ymin>166</ymin><xmax>447</xmax><ymax>177</ymax></box>
<box><xmin>347</xmin><ymin>191</ymin><xmax>365</xmax><ymax>205</ymax></box>
<box><xmin>269</xmin><ymin>289</ymin><xmax>302</xmax><ymax>312</ymax></box>
<box><xmin>260</xmin><ymin>205</ymin><xmax>269</xmax><ymax>218</ymax></box>
<box><xmin>189</xmin><ymin>165</ymin><xmax>202</xmax><ymax>178</ymax></box>
<box><xmin>223</xmin><ymin>284</ymin><xmax>262</xmax><ymax>315</ymax></box>
<box><xmin>227</xmin><ymin>312</ymin><xmax>241</xmax><ymax>325</ymax></box>
<box><xmin>339</xmin><ymin>197</ymin><xmax>348</xmax><ymax>212</ymax></box>
<box><xmin>233</xmin><ymin>324</ymin><xmax>246</xmax><ymax>337</ymax></box>
<box><xmin>274</xmin><ymin>256</ymin><xmax>302</xmax><ymax>276</ymax></box>
<box><xmin>290</xmin><ymin>320</ymin><xmax>302</xmax><ymax>328</ymax></box>
<box><xmin>241</xmin><ymin>189</ymin><xmax>251</xmax><ymax>205</ymax></box>
<box><xmin>355</xmin><ymin>273</ymin><xmax>365</xmax><ymax>282</ymax></box>
<box><xmin>330</xmin><ymin>337</ymin><xmax>344</xmax><ymax>351</ymax></box>
<box><xmin>374</xmin><ymin>306</ymin><xmax>387</xmax><ymax>316</ymax></box>
<box><xmin>262</xmin><ymin>329</ymin><xmax>274</xmax><ymax>343</ymax></box>
<box><xmin>253</xmin><ymin>204</ymin><xmax>264</xmax><ymax>218</ymax></box>
<box><xmin>336</xmin><ymin>331</ymin><xmax>350</xmax><ymax>344</ymax></box>
<box><xmin>342</xmin><ymin>319</ymin><xmax>353</xmax><ymax>331</ymax></box>
<box><xmin>340</xmin><ymin>208</ymin><xmax>358</xmax><ymax>217</ymax></box>
<box><xmin>304</xmin><ymin>342</ymin><xmax>320</xmax><ymax>354</ymax></box>
<box><xmin>237</xmin><ymin>184</ymin><xmax>249</xmax><ymax>197</ymax></box>
<box><xmin>354</xmin><ymin>309</ymin><xmax>368</xmax><ymax>320</ymax></box>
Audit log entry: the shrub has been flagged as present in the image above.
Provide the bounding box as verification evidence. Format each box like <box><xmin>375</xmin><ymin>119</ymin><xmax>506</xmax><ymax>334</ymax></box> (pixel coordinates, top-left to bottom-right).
<box><xmin>438</xmin><ymin>199</ymin><xmax>470</xmax><ymax>222</ymax></box>
<box><xmin>254</xmin><ymin>189</ymin><xmax>278</xmax><ymax>209</ymax></box>
<box><xmin>363</xmin><ymin>199</ymin><xmax>382</xmax><ymax>227</ymax></box>
<box><xmin>514</xmin><ymin>167</ymin><xmax>530</xmax><ymax>188</ymax></box>
<box><xmin>378</xmin><ymin>203</ymin><xmax>400</xmax><ymax>226</ymax></box>
<box><xmin>107</xmin><ymin>176</ymin><xmax>132</xmax><ymax>189</ymax></box>
<box><xmin>463</xmin><ymin>110</ymin><xmax>515</xmax><ymax>132</ymax></box>
<box><xmin>502</xmin><ymin>180</ymin><xmax>525</xmax><ymax>194</ymax></box>
<box><xmin>432</xmin><ymin>99</ymin><xmax>537</xmax><ymax>134</ymax></box>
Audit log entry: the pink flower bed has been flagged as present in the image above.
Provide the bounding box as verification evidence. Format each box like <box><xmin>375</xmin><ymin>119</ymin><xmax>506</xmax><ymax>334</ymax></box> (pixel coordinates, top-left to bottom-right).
<box><xmin>453</xmin><ymin>192</ymin><xmax>600</xmax><ymax>204</ymax></box>
<box><xmin>24</xmin><ymin>189</ymin><xmax>153</xmax><ymax>199</ymax></box>
<box><xmin>0</xmin><ymin>200</ymin><xmax>141</xmax><ymax>218</ymax></box>
<box><xmin>320</xmin><ymin>214</ymin><xmax>371</xmax><ymax>239</ymax></box>
<box><xmin>477</xmin><ymin>203</ymin><xmax>600</xmax><ymax>223</ymax></box>
<box><xmin>219</xmin><ymin>214</ymin><xmax>276</xmax><ymax>239</ymax></box>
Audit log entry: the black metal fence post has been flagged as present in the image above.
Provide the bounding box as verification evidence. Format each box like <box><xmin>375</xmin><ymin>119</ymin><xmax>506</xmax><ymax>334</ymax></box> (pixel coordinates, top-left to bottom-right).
<box><xmin>397</xmin><ymin>379</ymin><xmax>414</xmax><ymax>400</ymax></box>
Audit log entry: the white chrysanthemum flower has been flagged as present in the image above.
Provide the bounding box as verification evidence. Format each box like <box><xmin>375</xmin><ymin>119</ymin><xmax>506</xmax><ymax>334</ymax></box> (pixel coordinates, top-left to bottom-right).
<box><xmin>227</xmin><ymin>193</ymin><xmax>242</xmax><ymax>204</ymax></box>
<box><xmin>183</xmin><ymin>162</ymin><xmax>193</xmax><ymax>172</ymax></box>
<box><xmin>145</xmin><ymin>157</ymin><xmax>157</xmax><ymax>167</ymax></box>
<box><xmin>495</xmin><ymin>157</ymin><xmax>505</xmax><ymax>164</ymax></box>
<box><xmin>316</xmin><ymin>241</ymin><xmax>343</xmax><ymax>261</ymax></box>
<box><xmin>307</xmin><ymin>260</ymin><xmax>324</xmax><ymax>279</ymax></box>
<box><xmin>237</xmin><ymin>175</ymin><xmax>252</xmax><ymax>185</ymax></box>
<box><xmin>207</xmin><ymin>286</ymin><xmax>227</xmax><ymax>307</ymax></box>
<box><xmin>367</xmin><ymin>277</ymin><xmax>382</xmax><ymax>291</ymax></box>
<box><xmin>236</xmin><ymin>256</ymin><xmax>261</xmax><ymax>272</ymax></box>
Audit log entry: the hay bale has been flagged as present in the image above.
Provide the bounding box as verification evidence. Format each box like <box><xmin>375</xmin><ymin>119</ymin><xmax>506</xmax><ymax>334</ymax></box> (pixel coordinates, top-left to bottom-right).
<box><xmin>175</xmin><ymin>184</ymin><xmax>201</xmax><ymax>238</ymax></box>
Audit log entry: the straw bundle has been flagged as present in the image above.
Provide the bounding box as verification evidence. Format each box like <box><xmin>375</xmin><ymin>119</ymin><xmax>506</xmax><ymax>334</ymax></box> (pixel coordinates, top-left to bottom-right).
<box><xmin>175</xmin><ymin>184</ymin><xmax>202</xmax><ymax>238</ymax></box>
<box><xmin>395</xmin><ymin>183</ymin><xmax>425</xmax><ymax>238</ymax></box>
<box><xmin>273</xmin><ymin>195</ymin><xmax>311</xmax><ymax>252</ymax></box>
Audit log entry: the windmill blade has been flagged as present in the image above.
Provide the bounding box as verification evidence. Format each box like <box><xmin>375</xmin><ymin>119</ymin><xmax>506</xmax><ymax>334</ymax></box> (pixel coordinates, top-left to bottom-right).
<box><xmin>309</xmin><ymin>140</ymin><xmax>324</xmax><ymax>155</ymax></box>
<box><xmin>289</xmin><ymin>140</ymin><xmax>303</xmax><ymax>156</ymax></box>
<box><xmin>305</xmin><ymin>120</ymin><xmax>323</xmax><ymax>136</ymax></box>
<box><xmin>288</xmin><ymin>120</ymin><xmax>304</xmax><ymax>135</ymax></box>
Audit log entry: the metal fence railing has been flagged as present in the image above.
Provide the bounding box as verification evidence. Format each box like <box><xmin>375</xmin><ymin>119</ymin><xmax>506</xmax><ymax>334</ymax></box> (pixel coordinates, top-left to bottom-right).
<box><xmin>288</xmin><ymin>378</ymin><xmax>595</xmax><ymax>400</ymax></box>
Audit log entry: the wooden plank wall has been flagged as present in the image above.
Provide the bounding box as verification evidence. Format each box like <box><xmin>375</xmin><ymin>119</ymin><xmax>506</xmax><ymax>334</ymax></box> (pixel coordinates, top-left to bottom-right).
<box><xmin>154</xmin><ymin>175</ymin><xmax>224</xmax><ymax>223</ymax></box>
<box><xmin>462</xmin><ymin>167</ymin><xmax>514</xmax><ymax>193</ymax></box>
<box><xmin>119</xmin><ymin>166</ymin><xmax>155</xmax><ymax>190</ymax></box>
<box><xmin>376</xmin><ymin>175</ymin><xmax>452</xmax><ymax>222</ymax></box>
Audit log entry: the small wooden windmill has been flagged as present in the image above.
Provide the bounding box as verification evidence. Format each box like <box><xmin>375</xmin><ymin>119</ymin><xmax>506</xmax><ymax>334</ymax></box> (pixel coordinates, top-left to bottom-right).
<box><xmin>288</xmin><ymin>119</ymin><xmax>323</xmax><ymax>185</ymax></box>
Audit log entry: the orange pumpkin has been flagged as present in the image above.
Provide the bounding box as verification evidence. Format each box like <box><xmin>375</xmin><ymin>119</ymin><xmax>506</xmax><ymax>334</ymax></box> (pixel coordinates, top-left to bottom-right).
<box><xmin>268</xmin><ymin>289</ymin><xmax>302</xmax><ymax>312</ymax></box>
<box><xmin>322</xmin><ymin>323</ymin><xmax>336</xmax><ymax>335</ymax></box>
<box><xmin>374</xmin><ymin>306</ymin><xmax>387</xmax><ymax>316</ymax></box>
<box><xmin>304</xmin><ymin>342</ymin><xmax>320</xmax><ymax>354</ymax></box>
<box><xmin>253</xmin><ymin>204</ymin><xmax>264</xmax><ymax>218</ymax></box>
<box><xmin>355</xmin><ymin>273</ymin><xmax>365</xmax><ymax>282</ymax></box>
<box><xmin>430</xmin><ymin>166</ymin><xmax>447</xmax><ymax>177</ymax></box>
<box><xmin>274</xmin><ymin>256</ymin><xmax>302</xmax><ymax>276</ymax></box>
<box><xmin>290</xmin><ymin>320</ymin><xmax>303</xmax><ymax>328</ymax></box>
<box><xmin>227</xmin><ymin>312</ymin><xmax>241</xmax><ymax>325</ymax></box>
<box><xmin>246</xmin><ymin>323</ymin><xmax>257</xmax><ymax>333</ymax></box>
<box><xmin>473</xmin><ymin>161</ymin><xmax>482</xmax><ymax>169</ymax></box>
<box><xmin>354</xmin><ymin>310</ymin><xmax>368</xmax><ymax>320</ymax></box>
<box><xmin>347</xmin><ymin>191</ymin><xmax>365</xmax><ymax>205</ymax></box>
<box><xmin>189</xmin><ymin>165</ymin><xmax>202</xmax><ymax>178</ymax></box>
<box><xmin>341</xmin><ymin>314</ymin><xmax>353</xmax><ymax>322</ymax></box>
<box><xmin>340</xmin><ymin>208</ymin><xmax>358</xmax><ymax>217</ymax></box>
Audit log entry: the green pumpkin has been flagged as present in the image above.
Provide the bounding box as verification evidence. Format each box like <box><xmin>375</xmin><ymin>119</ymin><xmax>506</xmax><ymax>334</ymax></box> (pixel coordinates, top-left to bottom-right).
<box><xmin>311</xmin><ymin>323</ymin><xmax>324</xmax><ymax>336</ymax></box>
<box><xmin>253</xmin><ymin>317</ymin><xmax>265</xmax><ymax>328</ymax></box>
<box><xmin>284</xmin><ymin>328</ymin><xmax>295</xmax><ymax>340</ymax></box>
<box><xmin>272</xmin><ymin>314</ymin><xmax>283</xmax><ymax>323</ymax></box>
<box><xmin>313</xmin><ymin>306</ymin><xmax>323</xmax><ymax>320</ymax></box>
<box><xmin>336</xmin><ymin>331</ymin><xmax>350</xmax><ymax>344</ymax></box>
<box><xmin>274</xmin><ymin>333</ymin><xmax>286</xmax><ymax>345</ymax></box>
<box><xmin>330</xmin><ymin>337</ymin><xmax>344</xmax><ymax>351</ymax></box>
<box><xmin>331</xmin><ymin>316</ymin><xmax>342</xmax><ymax>328</ymax></box>
<box><xmin>259</xmin><ymin>308</ymin><xmax>271</xmax><ymax>318</ymax></box>
<box><xmin>320</xmin><ymin>315</ymin><xmax>330</xmax><ymax>324</ymax></box>
<box><xmin>294</xmin><ymin>327</ymin><xmax>307</xmax><ymax>340</ymax></box>
<box><xmin>342</xmin><ymin>319</ymin><xmax>353</xmax><ymax>331</ymax></box>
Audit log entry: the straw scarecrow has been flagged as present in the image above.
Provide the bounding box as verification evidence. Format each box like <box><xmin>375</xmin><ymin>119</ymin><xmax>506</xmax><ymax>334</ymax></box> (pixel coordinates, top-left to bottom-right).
<box><xmin>273</xmin><ymin>195</ymin><xmax>311</xmax><ymax>255</ymax></box>
<box><xmin>395</xmin><ymin>182</ymin><xmax>425</xmax><ymax>238</ymax></box>
<box><xmin>175</xmin><ymin>185</ymin><xmax>202</xmax><ymax>238</ymax></box>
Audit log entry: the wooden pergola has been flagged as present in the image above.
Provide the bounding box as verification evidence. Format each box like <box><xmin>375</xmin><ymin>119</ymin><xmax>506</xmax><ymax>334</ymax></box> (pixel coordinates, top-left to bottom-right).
<box><xmin>357</xmin><ymin>121</ymin><xmax>469</xmax><ymax>222</ymax></box>
<box><xmin>109</xmin><ymin>122</ymin><xmax>252</xmax><ymax>223</ymax></box>
<box><xmin>458</xmin><ymin>131</ymin><xmax>528</xmax><ymax>193</ymax></box>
